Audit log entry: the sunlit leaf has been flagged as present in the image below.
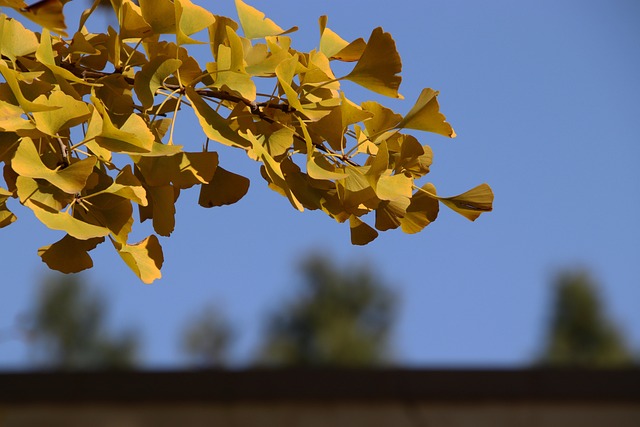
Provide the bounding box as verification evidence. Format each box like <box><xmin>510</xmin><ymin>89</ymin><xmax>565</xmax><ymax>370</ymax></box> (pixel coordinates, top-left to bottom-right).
<box><xmin>11</xmin><ymin>138</ymin><xmax>97</xmax><ymax>194</ymax></box>
<box><xmin>344</xmin><ymin>27</ymin><xmax>402</xmax><ymax>98</ymax></box>
<box><xmin>361</xmin><ymin>101</ymin><xmax>402</xmax><ymax>141</ymax></box>
<box><xmin>139</xmin><ymin>0</ymin><xmax>175</xmax><ymax>34</ymax></box>
<box><xmin>399</xmin><ymin>183</ymin><xmax>439</xmax><ymax>234</ymax></box>
<box><xmin>134</xmin><ymin>56</ymin><xmax>182</xmax><ymax>110</ymax></box>
<box><xmin>275</xmin><ymin>53</ymin><xmax>304</xmax><ymax>112</ymax></box>
<box><xmin>15</xmin><ymin>175</ymin><xmax>73</xmax><ymax>212</ymax></box>
<box><xmin>36</xmin><ymin>29</ymin><xmax>97</xmax><ymax>85</ymax></box>
<box><xmin>396</xmin><ymin>88</ymin><xmax>456</xmax><ymax>138</ymax></box>
<box><xmin>18</xmin><ymin>0</ymin><xmax>67</xmax><ymax>37</ymax></box>
<box><xmin>38</xmin><ymin>235</ymin><xmax>104</xmax><ymax>273</ymax></box>
<box><xmin>185</xmin><ymin>86</ymin><xmax>251</xmax><ymax>149</ymax></box>
<box><xmin>318</xmin><ymin>15</ymin><xmax>365</xmax><ymax>62</ymax></box>
<box><xmin>0</xmin><ymin>99</ymin><xmax>35</xmax><ymax>132</ymax></box>
<box><xmin>104</xmin><ymin>165</ymin><xmax>147</xmax><ymax>206</ymax></box>
<box><xmin>30</xmin><ymin>204</ymin><xmax>111</xmax><ymax>240</ymax></box>
<box><xmin>119</xmin><ymin>0</ymin><xmax>153</xmax><ymax>39</ymax></box>
<box><xmin>235</xmin><ymin>0</ymin><xmax>297</xmax><ymax>39</ymax></box>
<box><xmin>32</xmin><ymin>90</ymin><xmax>91</xmax><ymax>136</ymax></box>
<box><xmin>113</xmin><ymin>234</ymin><xmax>163</xmax><ymax>284</ymax></box>
<box><xmin>438</xmin><ymin>183</ymin><xmax>494</xmax><ymax>221</ymax></box>
<box><xmin>175</xmin><ymin>0</ymin><xmax>215</xmax><ymax>44</ymax></box>
<box><xmin>0</xmin><ymin>14</ymin><xmax>38</xmax><ymax>60</ymax></box>
<box><xmin>92</xmin><ymin>96</ymin><xmax>155</xmax><ymax>154</ymax></box>
<box><xmin>0</xmin><ymin>61</ymin><xmax>57</xmax><ymax>112</ymax></box>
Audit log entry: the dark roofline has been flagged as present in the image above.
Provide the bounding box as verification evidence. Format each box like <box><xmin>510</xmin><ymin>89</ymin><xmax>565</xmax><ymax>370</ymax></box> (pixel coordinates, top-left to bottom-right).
<box><xmin>1</xmin><ymin>369</ymin><xmax>639</xmax><ymax>405</ymax></box>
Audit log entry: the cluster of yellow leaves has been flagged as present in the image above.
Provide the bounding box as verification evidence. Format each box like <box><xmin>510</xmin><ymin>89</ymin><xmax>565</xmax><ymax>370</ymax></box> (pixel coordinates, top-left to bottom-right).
<box><xmin>0</xmin><ymin>0</ymin><xmax>493</xmax><ymax>283</ymax></box>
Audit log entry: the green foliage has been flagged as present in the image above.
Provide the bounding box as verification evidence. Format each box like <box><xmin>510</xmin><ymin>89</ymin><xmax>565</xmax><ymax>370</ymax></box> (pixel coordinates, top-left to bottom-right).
<box><xmin>258</xmin><ymin>254</ymin><xmax>397</xmax><ymax>367</ymax></box>
<box><xmin>181</xmin><ymin>304</ymin><xmax>234</xmax><ymax>368</ymax></box>
<box><xmin>27</xmin><ymin>273</ymin><xmax>138</xmax><ymax>370</ymax></box>
<box><xmin>0</xmin><ymin>0</ymin><xmax>493</xmax><ymax>283</ymax></box>
<box><xmin>538</xmin><ymin>270</ymin><xmax>635</xmax><ymax>368</ymax></box>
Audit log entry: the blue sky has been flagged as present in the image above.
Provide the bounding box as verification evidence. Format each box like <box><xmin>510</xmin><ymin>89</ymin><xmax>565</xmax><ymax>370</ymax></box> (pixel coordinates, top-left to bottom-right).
<box><xmin>1</xmin><ymin>0</ymin><xmax>639</xmax><ymax>368</ymax></box>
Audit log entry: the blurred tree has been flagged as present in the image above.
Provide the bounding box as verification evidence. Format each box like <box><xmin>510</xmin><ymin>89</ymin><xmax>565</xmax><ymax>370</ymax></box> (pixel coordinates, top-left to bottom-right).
<box><xmin>181</xmin><ymin>305</ymin><xmax>234</xmax><ymax>368</ymax></box>
<box><xmin>258</xmin><ymin>254</ymin><xmax>397</xmax><ymax>367</ymax></box>
<box><xmin>26</xmin><ymin>274</ymin><xmax>139</xmax><ymax>370</ymax></box>
<box><xmin>538</xmin><ymin>270</ymin><xmax>635</xmax><ymax>368</ymax></box>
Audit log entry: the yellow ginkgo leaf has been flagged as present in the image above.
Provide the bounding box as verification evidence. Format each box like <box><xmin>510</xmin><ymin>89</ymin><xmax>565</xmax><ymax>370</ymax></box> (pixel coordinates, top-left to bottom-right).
<box><xmin>344</xmin><ymin>27</ymin><xmax>403</xmax><ymax>99</ymax></box>
<box><xmin>175</xmin><ymin>0</ymin><xmax>215</xmax><ymax>44</ymax></box>
<box><xmin>133</xmin><ymin>56</ymin><xmax>182</xmax><ymax>110</ymax></box>
<box><xmin>119</xmin><ymin>0</ymin><xmax>153</xmax><ymax>40</ymax></box>
<box><xmin>318</xmin><ymin>16</ymin><xmax>365</xmax><ymax>62</ymax></box>
<box><xmin>185</xmin><ymin>87</ymin><xmax>251</xmax><ymax>149</ymax></box>
<box><xmin>32</xmin><ymin>90</ymin><xmax>91</xmax><ymax>136</ymax></box>
<box><xmin>235</xmin><ymin>0</ymin><xmax>297</xmax><ymax>40</ymax></box>
<box><xmin>11</xmin><ymin>138</ymin><xmax>97</xmax><ymax>194</ymax></box>
<box><xmin>399</xmin><ymin>183</ymin><xmax>439</xmax><ymax>234</ymax></box>
<box><xmin>30</xmin><ymin>203</ymin><xmax>111</xmax><ymax>240</ymax></box>
<box><xmin>0</xmin><ymin>61</ymin><xmax>57</xmax><ymax>112</ymax></box>
<box><xmin>92</xmin><ymin>96</ymin><xmax>155</xmax><ymax>154</ymax></box>
<box><xmin>139</xmin><ymin>0</ymin><xmax>176</xmax><ymax>34</ymax></box>
<box><xmin>438</xmin><ymin>183</ymin><xmax>494</xmax><ymax>221</ymax></box>
<box><xmin>113</xmin><ymin>234</ymin><xmax>164</xmax><ymax>284</ymax></box>
<box><xmin>0</xmin><ymin>14</ymin><xmax>38</xmax><ymax>60</ymax></box>
<box><xmin>18</xmin><ymin>0</ymin><xmax>67</xmax><ymax>37</ymax></box>
<box><xmin>396</xmin><ymin>88</ymin><xmax>456</xmax><ymax>138</ymax></box>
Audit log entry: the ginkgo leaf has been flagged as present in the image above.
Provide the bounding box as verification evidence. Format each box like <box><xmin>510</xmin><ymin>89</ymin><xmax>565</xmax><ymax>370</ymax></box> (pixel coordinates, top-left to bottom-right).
<box><xmin>235</xmin><ymin>0</ymin><xmax>297</xmax><ymax>39</ymax></box>
<box><xmin>198</xmin><ymin>166</ymin><xmax>250</xmax><ymax>208</ymax></box>
<box><xmin>144</xmin><ymin>185</ymin><xmax>176</xmax><ymax>237</ymax></box>
<box><xmin>275</xmin><ymin>53</ymin><xmax>304</xmax><ymax>112</ymax></box>
<box><xmin>139</xmin><ymin>0</ymin><xmax>176</xmax><ymax>34</ymax></box>
<box><xmin>185</xmin><ymin>87</ymin><xmax>251</xmax><ymax>149</ymax></box>
<box><xmin>119</xmin><ymin>0</ymin><xmax>153</xmax><ymax>40</ymax></box>
<box><xmin>18</xmin><ymin>0</ymin><xmax>67</xmax><ymax>37</ymax></box>
<box><xmin>361</xmin><ymin>101</ymin><xmax>402</xmax><ymax>141</ymax></box>
<box><xmin>0</xmin><ymin>1</ymin><xmax>26</xmax><ymax>8</ymax></box>
<box><xmin>349</xmin><ymin>215</ymin><xmax>378</xmax><ymax>245</ymax></box>
<box><xmin>113</xmin><ymin>234</ymin><xmax>164</xmax><ymax>284</ymax></box>
<box><xmin>175</xmin><ymin>0</ymin><xmax>215</xmax><ymax>44</ymax></box>
<box><xmin>92</xmin><ymin>96</ymin><xmax>155</xmax><ymax>154</ymax></box>
<box><xmin>0</xmin><ymin>61</ymin><xmax>57</xmax><ymax>112</ymax></box>
<box><xmin>32</xmin><ymin>90</ymin><xmax>91</xmax><ymax>136</ymax></box>
<box><xmin>0</xmin><ymin>99</ymin><xmax>35</xmax><ymax>132</ymax></box>
<box><xmin>344</xmin><ymin>27</ymin><xmax>402</xmax><ymax>99</ymax></box>
<box><xmin>399</xmin><ymin>183</ymin><xmax>439</xmax><ymax>234</ymax></box>
<box><xmin>376</xmin><ymin>173</ymin><xmax>413</xmax><ymax>202</ymax></box>
<box><xmin>438</xmin><ymin>183</ymin><xmax>494</xmax><ymax>221</ymax></box>
<box><xmin>134</xmin><ymin>56</ymin><xmax>182</xmax><ymax>110</ymax></box>
<box><xmin>318</xmin><ymin>15</ymin><xmax>347</xmax><ymax>58</ymax></box>
<box><xmin>396</xmin><ymin>88</ymin><xmax>456</xmax><ymax>138</ymax></box>
<box><xmin>206</xmin><ymin>27</ymin><xmax>256</xmax><ymax>100</ymax></box>
<box><xmin>15</xmin><ymin>175</ymin><xmax>74</xmax><ymax>212</ymax></box>
<box><xmin>38</xmin><ymin>235</ymin><xmax>104</xmax><ymax>273</ymax></box>
<box><xmin>103</xmin><ymin>165</ymin><xmax>147</xmax><ymax>206</ymax></box>
<box><xmin>318</xmin><ymin>16</ymin><xmax>365</xmax><ymax>62</ymax></box>
<box><xmin>30</xmin><ymin>203</ymin><xmax>111</xmax><ymax>240</ymax></box>
<box><xmin>0</xmin><ymin>186</ymin><xmax>16</xmax><ymax>228</ymax></box>
<box><xmin>36</xmin><ymin>29</ymin><xmax>97</xmax><ymax>86</ymax></box>
<box><xmin>0</xmin><ymin>14</ymin><xmax>38</xmax><ymax>60</ymax></box>
<box><xmin>11</xmin><ymin>138</ymin><xmax>97</xmax><ymax>194</ymax></box>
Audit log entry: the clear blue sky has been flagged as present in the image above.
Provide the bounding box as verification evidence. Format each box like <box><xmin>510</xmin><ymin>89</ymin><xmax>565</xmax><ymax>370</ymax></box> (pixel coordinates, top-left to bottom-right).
<box><xmin>1</xmin><ymin>0</ymin><xmax>639</xmax><ymax>368</ymax></box>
